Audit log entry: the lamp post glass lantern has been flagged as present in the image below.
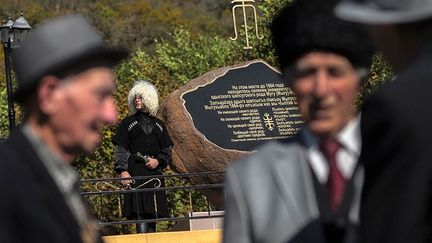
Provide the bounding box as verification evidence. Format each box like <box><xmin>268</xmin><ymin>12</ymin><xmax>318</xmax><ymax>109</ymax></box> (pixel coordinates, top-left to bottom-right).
<box><xmin>1</xmin><ymin>11</ymin><xmax>31</xmax><ymax>133</ymax></box>
<box><xmin>0</xmin><ymin>17</ymin><xmax>12</xmax><ymax>43</ymax></box>
<box><xmin>11</xmin><ymin>12</ymin><xmax>31</xmax><ymax>47</ymax></box>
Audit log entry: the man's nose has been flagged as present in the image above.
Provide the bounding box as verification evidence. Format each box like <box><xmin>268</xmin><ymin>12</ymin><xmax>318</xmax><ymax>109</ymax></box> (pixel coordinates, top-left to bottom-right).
<box><xmin>312</xmin><ymin>69</ymin><xmax>331</xmax><ymax>97</ymax></box>
<box><xmin>101</xmin><ymin>97</ymin><xmax>118</xmax><ymax>125</ymax></box>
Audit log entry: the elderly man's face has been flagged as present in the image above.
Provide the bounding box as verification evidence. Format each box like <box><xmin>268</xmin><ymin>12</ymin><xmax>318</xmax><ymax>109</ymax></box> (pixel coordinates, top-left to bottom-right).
<box><xmin>50</xmin><ymin>67</ymin><xmax>117</xmax><ymax>155</ymax></box>
<box><xmin>288</xmin><ymin>52</ymin><xmax>362</xmax><ymax>138</ymax></box>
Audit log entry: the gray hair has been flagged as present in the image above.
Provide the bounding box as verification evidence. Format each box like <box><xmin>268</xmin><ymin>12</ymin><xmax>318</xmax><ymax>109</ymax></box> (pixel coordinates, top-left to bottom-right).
<box><xmin>127</xmin><ymin>80</ymin><xmax>159</xmax><ymax>116</ymax></box>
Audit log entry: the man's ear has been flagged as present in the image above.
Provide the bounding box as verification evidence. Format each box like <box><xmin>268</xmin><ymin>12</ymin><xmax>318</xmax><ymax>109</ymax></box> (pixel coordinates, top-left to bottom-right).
<box><xmin>37</xmin><ymin>76</ymin><xmax>62</xmax><ymax>115</ymax></box>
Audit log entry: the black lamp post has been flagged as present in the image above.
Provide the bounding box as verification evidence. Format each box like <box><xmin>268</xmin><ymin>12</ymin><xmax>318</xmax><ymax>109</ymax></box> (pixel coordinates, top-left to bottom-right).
<box><xmin>0</xmin><ymin>11</ymin><xmax>31</xmax><ymax>133</ymax></box>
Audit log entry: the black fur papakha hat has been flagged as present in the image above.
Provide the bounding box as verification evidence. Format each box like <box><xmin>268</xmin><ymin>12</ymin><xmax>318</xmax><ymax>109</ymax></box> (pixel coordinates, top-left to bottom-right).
<box><xmin>11</xmin><ymin>15</ymin><xmax>128</xmax><ymax>102</ymax></box>
<box><xmin>271</xmin><ymin>0</ymin><xmax>373</xmax><ymax>70</ymax></box>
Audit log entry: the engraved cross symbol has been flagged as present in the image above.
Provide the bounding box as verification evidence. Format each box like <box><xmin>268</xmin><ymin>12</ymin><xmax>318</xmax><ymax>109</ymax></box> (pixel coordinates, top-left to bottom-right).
<box><xmin>230</xmin><ymin>0</ymin><xmax>264</xmax><ymax>49</ymax></box>
<box><xmin>263</xmin><ymin>113</ymin><xmax>275</xmax><ymax>131</ymax></box>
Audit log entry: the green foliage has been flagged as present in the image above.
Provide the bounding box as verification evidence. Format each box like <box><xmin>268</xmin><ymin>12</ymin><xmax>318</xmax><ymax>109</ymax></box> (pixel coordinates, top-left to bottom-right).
<box><xmin>159</xmin><ymin>170</ymin><xmax>213</xmax><ymax>231</ymax></box>
<box><xmin>253</xmin><ymin>0</ymin><xmax>296</xmax><ymax>66</ymax></box>
<box><xmin>114</xmin><ymin>49</ymin><xmax>176</xmax><ymax>103</ymax></box>
<box><xmin>363</xmin><ymin>54</ymin><xmax>393</xmax><ymax>96</ymax></box>
<box><xmin>0</xmin><ymin>88</ymin><xmax>9</xmax><ymax>138</ymax></box>
<box><xmin>156</xmin><ymin>27</ymin><xmax>243</xmax><ymax>84</ymax></box>
<box><xmin>355</xmin><ymin>54</ymin><xmax>393</xmax><ymax>108</ymax></box>
<box><xmin>74</xmin><ymin>127</ymin><xmax>128</xmax><ymax>235</ymax></box>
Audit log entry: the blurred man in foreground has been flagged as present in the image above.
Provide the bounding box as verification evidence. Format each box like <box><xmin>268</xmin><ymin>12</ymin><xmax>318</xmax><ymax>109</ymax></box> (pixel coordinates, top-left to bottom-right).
<box><xmin>335</xmin><ymin>0</ymin><xmax>432</xmax><ymax>242</ymax></box>
<box><xmin>0</xmin><ymin>15</ymin><xmax>127</xmax><ymax>243</ymax></box>
<box><xmin>223</xmin><ymin>0</ymin><xmax>373</xmax><ymax>242</ymax></box>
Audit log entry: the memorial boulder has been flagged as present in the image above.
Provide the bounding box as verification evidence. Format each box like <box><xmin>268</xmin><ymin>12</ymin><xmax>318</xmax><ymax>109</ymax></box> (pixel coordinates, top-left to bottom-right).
<box><xmin>159</xmin><ymin>60</ymin><xmax>303</xmax><ymax>206</ymax></box>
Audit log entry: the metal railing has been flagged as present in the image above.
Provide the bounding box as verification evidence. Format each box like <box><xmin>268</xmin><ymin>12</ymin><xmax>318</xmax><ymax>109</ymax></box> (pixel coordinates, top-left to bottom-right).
<box><xmin>80</xmin><ymin>171</ymin><xmax>224</xmax><ymax>232</ymax></box>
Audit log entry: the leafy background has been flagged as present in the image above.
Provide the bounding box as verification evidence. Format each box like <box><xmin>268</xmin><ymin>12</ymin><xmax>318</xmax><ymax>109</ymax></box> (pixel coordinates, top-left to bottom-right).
<box><xmin>0</xmin><ymin>0</ymin><xmax>391</xmax><ymax>235</ymax></box>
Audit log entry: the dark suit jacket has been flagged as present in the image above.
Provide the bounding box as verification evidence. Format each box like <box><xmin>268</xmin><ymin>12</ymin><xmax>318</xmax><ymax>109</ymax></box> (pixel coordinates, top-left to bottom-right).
<box><xmin>223</xmin><ymin>133</ymin><xmax>363</xmax><ymax>243</ymax></box>
<box><xmin>0</xmin><ymin>129</ymin><xmax>97</xmax><ymax>243</ymax></box>
<box><xmin>360</xmin><ymin>44</ymin><xmax>432</xmax><ymax>243</ymax></box>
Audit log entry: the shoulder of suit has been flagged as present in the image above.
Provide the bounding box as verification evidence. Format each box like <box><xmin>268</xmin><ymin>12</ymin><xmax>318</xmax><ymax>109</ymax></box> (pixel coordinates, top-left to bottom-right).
<box><xmin>0</xmin><ymin>131</ymin><xmax>37</xmax><ymax>178</ymax></box>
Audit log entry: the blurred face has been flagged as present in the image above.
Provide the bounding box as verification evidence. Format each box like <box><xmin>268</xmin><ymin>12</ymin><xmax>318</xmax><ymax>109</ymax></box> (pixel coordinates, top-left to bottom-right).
<box><xmin>50</xmin><ymin>67</ymin><xmax>118</xmax><ymax>155</ymax></box>
<box><xmin>287</xmin><ymin>52</ymin><xmax>362</xmax><ymax>138</ymax></box>
<box><xmin>134</xmin><ymin>95</ymin><xmax>148</xmax><ymax>113</ymax></box>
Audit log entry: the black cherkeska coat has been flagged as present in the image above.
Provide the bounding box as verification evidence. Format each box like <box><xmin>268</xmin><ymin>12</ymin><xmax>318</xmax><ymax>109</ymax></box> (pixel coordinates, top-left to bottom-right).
<box><xmin>112</xmin><ymin>111</ymin><xmax>173</xmax><ymax>219</ymax></box>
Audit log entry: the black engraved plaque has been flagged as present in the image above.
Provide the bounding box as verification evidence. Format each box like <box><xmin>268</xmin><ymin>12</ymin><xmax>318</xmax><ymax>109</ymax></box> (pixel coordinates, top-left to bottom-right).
<box><xmin>182</xmin><ymin>61</ymin><xmax>303</xmax><ymax>151</ymax></box>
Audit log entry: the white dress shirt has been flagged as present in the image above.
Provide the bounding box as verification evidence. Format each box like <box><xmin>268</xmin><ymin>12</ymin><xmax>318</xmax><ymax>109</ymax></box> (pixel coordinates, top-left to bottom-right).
<box><xmin>302</xmin><ymin>115</ymin><xmax>361</xmax><ymax>184</ymax></box>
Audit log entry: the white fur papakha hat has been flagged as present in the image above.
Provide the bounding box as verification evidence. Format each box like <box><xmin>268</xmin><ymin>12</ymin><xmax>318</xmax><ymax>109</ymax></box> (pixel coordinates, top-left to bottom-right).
<box><xmin>127</xmin><ymin>80</ymin><xmax>159</xmax><ymax>117</ymax></box>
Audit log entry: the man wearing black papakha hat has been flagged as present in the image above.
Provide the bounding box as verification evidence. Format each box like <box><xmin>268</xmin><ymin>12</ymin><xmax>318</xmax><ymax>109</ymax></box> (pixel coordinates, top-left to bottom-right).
<box><xmin>0</xmin><ymin>15</ymin><xmax>128</xmax><ymax>243</ymax></box>
<box><xmin>223</xmin><ymin>0</ymin><xmax>373</xmax><ymax>242</ymax></box>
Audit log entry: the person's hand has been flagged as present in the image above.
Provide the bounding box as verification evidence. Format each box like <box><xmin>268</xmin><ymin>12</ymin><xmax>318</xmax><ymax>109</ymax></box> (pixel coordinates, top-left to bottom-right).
<box><xmin>120</xmin><ymin>171</ymin><xmax>132</xmax><ymax>185</ymax></box>
<box><xmin>145</xmin><ymin>157</ymin><xmax>159</xmax><ymax>170</ymax></box>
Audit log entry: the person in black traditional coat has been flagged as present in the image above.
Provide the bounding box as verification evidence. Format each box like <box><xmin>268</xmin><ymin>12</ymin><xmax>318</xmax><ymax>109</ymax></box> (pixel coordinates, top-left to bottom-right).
<box><xmin>112</xmin><ymin>80</ymin><xmax>173</xmax><ymax>233</ymax></box>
